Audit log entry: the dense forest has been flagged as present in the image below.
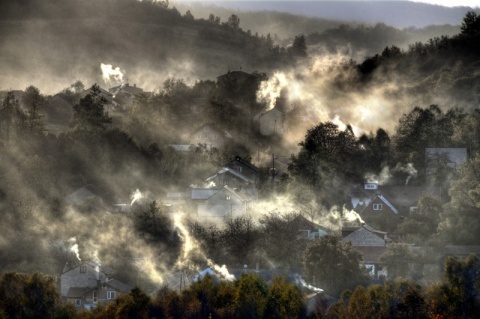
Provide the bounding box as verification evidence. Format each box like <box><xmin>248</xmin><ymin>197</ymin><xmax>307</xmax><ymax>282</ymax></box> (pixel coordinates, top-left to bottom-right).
<box><xmin>0</xmin><ymin>0</ymin><xmax>480</xmax><ymax>318</ymax></box>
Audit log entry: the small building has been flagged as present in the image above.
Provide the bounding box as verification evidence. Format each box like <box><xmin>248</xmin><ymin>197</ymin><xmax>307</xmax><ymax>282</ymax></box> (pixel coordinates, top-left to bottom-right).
<box><xmin>341</xmin><ymin>224</ymin><xmax>391</xmax><ymax>279</ymax></box>
<box><xmin>188</xmin><ymin>123</ymin><xmax>233</xmax><ymax>150</ymax></box>
<box><xmin>293</xmin><ymin>215</ymin><xmax>328</xmax><ymax>240</ymax></box>
<box><xmin>65</xmin><ymin>186</ymin><xmax>104</xmax><ymax>208</ymax></box>
<box><xmin>197</xmin><ymin>186</ymin><xmax>256</xmax><ymax>222</ymax></box>
<box><xmin>226</xmin><ymin>156</ymin><xmax>260</xmax><ymax>185</ymax></box>
<box><xmin>61</xmin><ymin>261</ymin><xmax>130</xmax><ymax>310</ymax></box>
<box><xmin>359</xmin><ymin>194</ymin><xmax>401</xmax><ymax>232</ymax></box>
<box><xmin>109</xmin><ymin>83</ymin><xmax>144</xmax><ymax>111</ymax></box>
<box><xmin>253</xmin><ymin>107</ymin><xmax>285</xmax><ymax>136</ymax></box>
<box><xmin>205</xmin><ymin>167</ymin><xmax>255</xmax><ymax>190</ymax></box>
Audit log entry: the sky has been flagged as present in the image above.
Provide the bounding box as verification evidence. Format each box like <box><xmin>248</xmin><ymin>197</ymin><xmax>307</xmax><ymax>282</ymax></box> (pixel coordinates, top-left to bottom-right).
<box><xmin>179</xmin><ymin>0</ymin><xmax>480</xmax><ymax>8</ymax></box>
<box><xmin>410</xmin><ymin>0</ymin><xmax>479</xmax><ymax>7</ymax></box>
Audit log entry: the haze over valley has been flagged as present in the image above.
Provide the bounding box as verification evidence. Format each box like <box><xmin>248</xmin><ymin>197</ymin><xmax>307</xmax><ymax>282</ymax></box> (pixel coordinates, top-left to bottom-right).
<box><xmin>0</xmin><ymin>0</ymin><xmax>480</xmax><ymax>317</ymax></box>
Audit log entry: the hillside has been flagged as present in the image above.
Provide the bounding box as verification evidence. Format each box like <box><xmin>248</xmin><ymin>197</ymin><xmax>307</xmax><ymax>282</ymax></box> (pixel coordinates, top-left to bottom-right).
<box><xmin>0</xmin><ymin>0</ymin><xmax>466</xmax><ymax>94</ymax></box>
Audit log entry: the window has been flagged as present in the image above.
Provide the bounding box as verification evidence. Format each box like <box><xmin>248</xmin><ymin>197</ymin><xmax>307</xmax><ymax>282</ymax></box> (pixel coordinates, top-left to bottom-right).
<box><xmin>75</xmin><ymin>299</ymin><xmax>82</xmax><ymax>306</ymax></box>
<box><xmin>234</xmin><ymin>166</ymin><xmax>242</xmax><ymax>173</ymax></box>
<box><xmin>80</xmin><ymin>265</ymin><xmax>87</xmax><ymax>273</ymax></box>
<box><xmin>225</xmin><ymin>195</ymin><xmax>231</xmax><ymax>200</ymax></box>
<box><xmin>107</xmin><ymin>291</ymin><xmax>116</xmax><ymax>299</ymax></box>
<box><xmin>373</xmin><ymin>204</ymin><xmax>383</xmax><ymax>210</ymax></box>
<box><xmin>93</xmin><ymin>290</ymin><xmax>98</xmax><ymax>303</ymax></box>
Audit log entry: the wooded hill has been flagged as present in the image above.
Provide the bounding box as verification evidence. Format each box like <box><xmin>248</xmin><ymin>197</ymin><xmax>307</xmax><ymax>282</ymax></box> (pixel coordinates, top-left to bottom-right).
<box><xmin>0</xmin><ymin>0</ymin><xmax>466</xmax><ymax>94</ymax></box>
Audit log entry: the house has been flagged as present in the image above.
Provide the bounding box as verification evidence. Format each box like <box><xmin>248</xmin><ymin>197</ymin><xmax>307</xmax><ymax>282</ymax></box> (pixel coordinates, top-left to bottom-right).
<box><xmin>341</xmin><ymin>224</ymin><xmax>391</xmax><ymax>278</ymax></box>
<box><xmin>205</xmin><ymin>167</ymin><xmax>255</xmax><ymax>190</ymax></box>
<box><xmin>108</xmin><ymin>83</ymin><xmax>144</xmax><ymax>111</ymax></box>
<box><xmin>350</xmin><ymin>179</ymin><xmax>443</xmax><ymax>217</ymax></box>
<box><xmin>197</xmin><ymin>186</ymin><xmax>256</xmax><ymax>222</ymax></box>
<box><xmin>358</xmin><ymin>194</ymin><xmax>401</xmax><ymax>231</ymax></box>
<box><xmin>226</xmin><ymin>156</ymin><xmax>260</xmax><ymax>185</ymax></box>
<box><xmin>293</xmin><ymin>215</ymin><xmax>328</xmax><ymax>240</ymax></box>
<box><xmin>65</xmin><ymin>186</ymin><xmax>104</xmax><ymax>207</ymax></box>
<box><xmin>188</xmin><ymin>123</ymin><xmax>233</xmax><ymax>150</ymax></box>
<box><xmin>253</xmin><ymin>106</ymin><xmax>285</xmax><ymax>136</ymax></box>
<box><xmin>61</xmin><ymin>261</ymin><xmax>130</xmax><ymax>310</ymax></box>
<box><xmin>217</xmin><ymin>70</ymin><xmax>256</xmax><ymax>92</ymax></box>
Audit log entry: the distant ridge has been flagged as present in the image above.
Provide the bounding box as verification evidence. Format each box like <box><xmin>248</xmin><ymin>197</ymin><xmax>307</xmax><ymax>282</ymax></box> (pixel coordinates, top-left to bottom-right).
<box><xmin>196</xmin><ymin>1</ymin><xmax>475</xmax><ymax>28</ymax></box>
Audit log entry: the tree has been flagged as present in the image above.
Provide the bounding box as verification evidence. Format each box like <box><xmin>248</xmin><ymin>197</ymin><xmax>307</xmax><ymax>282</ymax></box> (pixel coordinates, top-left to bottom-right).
<box><xmin>443</xmin><ymin>255</ymin><xmax>480</xmax><ymax>318</ymax></box>
<box><xmin>71</xmin><ymin>84</ymin><xmax>112</xmax><ymax>131</ymax></box>
<box><xmin>227</xmin><ymin>14</ymin><xmax>240</xmax><ymax>29</ymax></box>
<box><xmin>460</xmin><ymin>11</ymin><xmax>480</xmax><ymax>37</ymax></box>
<box><xmin>108</xmin><ymin>287</ymin><xmax>151</xmax><ymax>319</ymax></box>
<box><xmin>439</xmin><ymin>154</ymin><xmax>480</xmax><ymax>244</ymax></box>
<box><xmin>222</xmin><ymin>216</ymin><xmax>260</xmax><ymax>266</ymax></box>
<box><xmin>303</xmin><ymin>236</ymin><xmax>368</xmax><ymax>296</ymax></box>
<box><xmin>380</xmin><ymin>244</ymin><xmax>415</xmax><ymax>279</ymax></box>
<box><xmin>0</xmin><ymin>91</ymin><xmax>26</xmax><ymax>142</ymax></box>
<box><xmin>234</xmin><ymin>273</ymin><xmax>267</xmax><ymax>319</ymax></box>
<box><xmin>289</xmin><ymin>122</ymin><xmax>360</xmax><ymax>208</ymax></box>
<box><xmin>22</xmin><ymin>86</ymin><xmax>46</xmax><ymax>134</ymax></box>
<box><xmin>264</xmin><ymin>276</ymin><xmax>306</xmax><ymax>319</ymax></box>
<box><xmin>0</xmin><ymin>272</ymin><xmax>62</xmax><ymax>319</ymax></box>
<box><xmin>258</xmin><ymin>212</ymin><xmax>307</xmax><ymax>268</ymax></box>
<box><xmin>289</xmin><ymin>34</ymin><xmax>308</xmax><ymax>59</ymax></box>
<box><xmin>134</xmin><ymin>201</ymin><xmax>173</xmax><ymax>242</ymax></box>
<box><xmin>348</xmin><ymin>286</ymin><xmax>373</xmax><ymax>319</ymax></box>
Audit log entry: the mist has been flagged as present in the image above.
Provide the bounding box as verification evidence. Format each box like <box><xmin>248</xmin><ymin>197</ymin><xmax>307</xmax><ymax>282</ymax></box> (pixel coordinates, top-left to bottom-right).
<box><xmin>0</xmin><ymin>0</ymin><xmax>480</xmax><ymax>315</ymax></box>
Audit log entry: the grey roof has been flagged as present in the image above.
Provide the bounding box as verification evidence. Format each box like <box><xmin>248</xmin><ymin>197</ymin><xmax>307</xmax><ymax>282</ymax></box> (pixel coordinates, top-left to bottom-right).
<box><xmin>206</xmin><ymin>167</ymin><xmax>253</xmax><ymax>184</ymax></box>
<box><xmin>376</xmin><ymin>195</ymin><xmax>399</xmax><ymax>214</ymax></box>
<box><xmin>376</xmin><ymin>186</ymin><xmax>443</xmax><ymax>208</ymax></box>
<box><xmin>109</xmin><ymin>83</ymin><xmax>143</xmax><ymax>96</ymax></box>
<box><xmin>223</xmin><ymin>185</ymin><xmax>255</xmax><ymax>202</ymax></box>
<box><xmin>168</xmin><ymin>144</ymin><xmax>192</xmax><ymax>152</ymax></box>
<box><xmin>105</xmin><ymin>279</ymin><xmax>131</xmax><ymax>293</ymax></box>
<box><xmin>65</xmin><ymin>186</ymin><xmax>102</xmax><ymax>206</ymax></box>
<box><xmin>342</xmin><ymin>226</ymin><xmax>386</xmax><ymax>247</ymax></box>
<box><xmin>354</xmin><ymin>246</ymin><xmax>387</xmax><ymax>264</ymax></box>
<box><xmin>253</xmin><ymin>106</ymin><xmax>283</xmax><ymax>121</ymax></box>
<box><xmin>229</xmin><ymin>156</ymin><xmax>260</xmax><ymax>172</ymax></box>
<box><xmin>190</xmin><ymin>123</ymin><xmax>233</xmax><ymax>139</ymax></box>
<box><xmin>190</xmin><ymin>188</ymin><xmax>218</xmax><ymax>200</ymax></box>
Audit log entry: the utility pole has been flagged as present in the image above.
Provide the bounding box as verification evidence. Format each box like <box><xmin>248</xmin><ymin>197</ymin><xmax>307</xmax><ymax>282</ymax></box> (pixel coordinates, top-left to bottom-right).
<box><xmin>271</xmin><ymin>153</ymin><xmax>275</xmax><ymax>193</ymax></box>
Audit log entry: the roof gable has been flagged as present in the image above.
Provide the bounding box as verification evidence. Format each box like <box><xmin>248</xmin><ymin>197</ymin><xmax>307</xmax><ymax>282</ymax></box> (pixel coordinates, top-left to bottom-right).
<box><xmin>228</xmin><ymin>156</ymin><xmax>259</xmax><ymax>173</ymax></box>
<box><xmin>342</xmin><ymin>227</ymin><xmax>386</xmax><ymax>247</ymax></box>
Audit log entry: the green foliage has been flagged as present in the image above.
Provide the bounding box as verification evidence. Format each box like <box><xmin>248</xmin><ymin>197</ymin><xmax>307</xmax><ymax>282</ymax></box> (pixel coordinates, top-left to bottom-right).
<box><xmin>289</xmin><ymin>122</ymin><xmax>360</xmax><ymax>208</ymax></box>
<box><xmin>303</xmin><ymin>236</ymin><xmax>368</xmax><ymax>296</ymax></box>
<box><xmin>380</xmin><ymin>244</ymin><xmax>415</xmax><ymax>279</ymax></box>
<box><xmin>264</xmin><ymin>276</ymin><xmax>306</xmax><ymax>319</ymax></box>
<box><xmin>234</xmin><ymin>273</ymin><xmax>268</xmax><ymax>319</ymax></box>
<box><xmin>439</xmin><ymin>154</ymin><xmax>480</xmax><ymax>244</ymax></box>
<box><xmin>0</xmin><ymin>272</ymin><xmax>62</xmax><ymax>319</ymax></box>
<box><xmin>71</xmin><ymin>84</ymin><xmax>112</xmax><ymax>132</ymax></box>
<box><xmin>460</xmin><ymin>11</ymin><xmax>480</xmax><ymax>37</ymax></box>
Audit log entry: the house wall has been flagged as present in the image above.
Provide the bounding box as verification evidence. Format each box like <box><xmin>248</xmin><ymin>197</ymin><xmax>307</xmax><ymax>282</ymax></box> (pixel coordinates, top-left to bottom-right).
<box><xmin>68</xmin><ymin>287</ymin><xmax>120</xmax><ymax>310</ymax></box>
<box><xmin>228</xmin><ymin>160</ymin><xmax>258</xmax><ymax>184</ymax></box>
<box><xmin>257</xmin><ymin>109</ymin><xmax>284</xmax><ymax>136</ymax></box>
<box><xmin>60</xmin><ymin>264</ymin><xmax>107</xmax><ymax>296</ymax></box>
<box><xmin>360</xmin><ymin>197</ymin><xmax>400</xmax><ymax>231</ymax></box>
<box><xmin>191</xmin><ymin>126</ymin><xmax>225</xmax><ymax>149</ymax></box>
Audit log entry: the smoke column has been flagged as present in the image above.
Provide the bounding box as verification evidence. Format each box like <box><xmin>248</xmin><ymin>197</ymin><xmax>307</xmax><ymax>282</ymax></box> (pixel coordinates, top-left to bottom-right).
<box><xmin>100</xmin><ymin>63</ymin><xmax>124</xmax><ymax>87</ymax></box>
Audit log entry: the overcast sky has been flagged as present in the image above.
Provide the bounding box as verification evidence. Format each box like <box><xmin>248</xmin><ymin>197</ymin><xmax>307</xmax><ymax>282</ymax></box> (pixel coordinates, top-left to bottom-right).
<box><xmin>411</xmin><ymin>0</ymin><xmax>479</xmax><ymax>7</ymax></box>
<box><xmin>179</xmin><ymin>0</ymin><xmax>479</xmax><ymax>9</ymax></box>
